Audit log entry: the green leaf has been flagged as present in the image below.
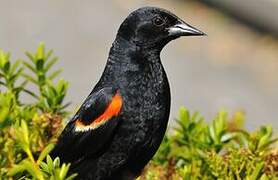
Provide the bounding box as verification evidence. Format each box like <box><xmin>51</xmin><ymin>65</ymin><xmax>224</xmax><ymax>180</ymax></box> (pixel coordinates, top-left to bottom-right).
<box><xmin>59</xmin><ymin>164</ymin><xmax>70</xmax><ymax>179</ymax></box>
<box><xmin>10</xmin><ymin>60</ymin><xmax>21</xmax><ymax>74</ymax></box>
<box><xmin>22</xmin><ymin>73</ymin><xmax>38</xmax><ymax>84</ymax></box>
<box><xmin>25</xmin><ymin>51</ymin><xmax>35</xmax><ymax>62</ymax></box>
<box><xmin>46</xmin><ymin>155</ymin><xmax>54</xmax><ymax>170</ymax></box>
<box><xmin>209</xmin><ymin>124</ymin><xmax>217</xmax><ymax>143</ymax></box>
<box><xmin>23</xmin><ymin>61</ymin><xmax>36</xmax><ymax>73</ymax></box>
<box><xmin>257</xmin><ymin>126</ymin><xmax>274</xmax><ymax>151</ymax></box>
<box><xmin>0</xmin><ymin>50</ymin><xmax>9</xmax><ymax>68</ymax></box>
<box><xmin>9</xmin><ymin>67</ymin><xmax>23</xmax><ymax>83</ymax></box>
<box><xmin>179</xmin><ymin>107</ymin><xmax>189</xmax><ymax>126</ymax></box>
<box><xmin>45</xmin><ymin>57</ymin><xmax>58</xmax><ymax>72</ymax></box>
<box><xmin>53</xmin><ymin>157</ymin><xmax>60</xmax><ymax>168</ymax></box>
<box><xmin>36</xmin><ymin>42</ymin><xmax>45</xmax><ymax>60</ymax></box>
<box><xmin>37</xmin><ymin>143</ymin><xmax>55</xmax><ymax>164</ymax></box>
<box><xmin>66</xmin><ymin>173</ymin><xmax>78</xmax><ymax>180</ymax></box>
<box><xmin>48</xmin><ymin>69</ymin><xmax>62</xmax><ymax>80</ymax></box>
<box><xmin>45</xmin><ymin>49</ymin><xmax>53</xmax><ymax>60</ymax></box>
<box><xmin>40</xmin><ymin>161</ymin><xmax>50</xmax><ymax>174</ymax></box>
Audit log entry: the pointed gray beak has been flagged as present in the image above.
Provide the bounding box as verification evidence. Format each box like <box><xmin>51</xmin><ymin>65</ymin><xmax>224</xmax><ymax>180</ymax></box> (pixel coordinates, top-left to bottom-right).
<box><xmin>168</xmin><ymin>21</ymin><xmax>206</xmax><ymax>36</ymax></box>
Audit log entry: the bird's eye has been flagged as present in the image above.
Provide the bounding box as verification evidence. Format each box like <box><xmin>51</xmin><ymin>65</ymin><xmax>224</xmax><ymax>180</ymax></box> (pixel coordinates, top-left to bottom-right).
<box><xmin>153</xmin><ymin>16</ymin><xmax>165</xmax><ymax>27</ymax></box>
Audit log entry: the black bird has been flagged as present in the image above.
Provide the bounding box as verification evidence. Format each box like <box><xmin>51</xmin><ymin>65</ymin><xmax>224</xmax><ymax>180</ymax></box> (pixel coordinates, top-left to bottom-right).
<box><xmin>51</xmin><ymin>6</ymin><xmax>205</xmax><ymax>180</ymax></box>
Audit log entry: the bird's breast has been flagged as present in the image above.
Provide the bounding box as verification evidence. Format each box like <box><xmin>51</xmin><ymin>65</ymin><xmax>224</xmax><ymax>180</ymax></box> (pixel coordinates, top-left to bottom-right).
<box><xmin>118</xmin><ymin>67</ymin><xmax>171</xmax><ymax>144</ymax></box>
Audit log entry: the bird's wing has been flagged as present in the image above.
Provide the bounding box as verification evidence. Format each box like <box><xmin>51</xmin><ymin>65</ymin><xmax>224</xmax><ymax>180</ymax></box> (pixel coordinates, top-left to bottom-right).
<box><xmin>51</xmin><ymin>87</ymin><xmax>123</xmax><ymax>162</ymax></box>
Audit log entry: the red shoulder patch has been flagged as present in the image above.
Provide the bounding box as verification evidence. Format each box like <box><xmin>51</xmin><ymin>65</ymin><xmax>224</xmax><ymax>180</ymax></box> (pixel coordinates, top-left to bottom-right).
<box><xmin>75</xmin><ymin>92</ymin><xmax>123</xmax><ymax>131</ymax></box>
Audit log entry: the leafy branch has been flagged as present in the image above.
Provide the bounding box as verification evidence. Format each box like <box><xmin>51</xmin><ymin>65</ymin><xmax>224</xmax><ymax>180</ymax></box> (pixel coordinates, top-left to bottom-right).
<box><xmin>0</xmin><ymin>44</ymin><xmax>72</xmax><ymax>179</ymax></box>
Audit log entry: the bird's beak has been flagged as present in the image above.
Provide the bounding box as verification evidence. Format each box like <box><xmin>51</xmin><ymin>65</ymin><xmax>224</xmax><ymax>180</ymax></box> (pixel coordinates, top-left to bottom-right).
<box><xmin>168</xmin><ymin>21</ymin><xmax>206</xmax><ymax>37</ymax></box>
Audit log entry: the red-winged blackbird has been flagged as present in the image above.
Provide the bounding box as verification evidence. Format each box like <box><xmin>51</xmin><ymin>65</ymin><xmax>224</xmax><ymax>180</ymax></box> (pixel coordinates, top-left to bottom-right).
<box><xmin>51</xmin><ymin>6</ymin><xmax>205</xmax><ymax>180</ymax></box>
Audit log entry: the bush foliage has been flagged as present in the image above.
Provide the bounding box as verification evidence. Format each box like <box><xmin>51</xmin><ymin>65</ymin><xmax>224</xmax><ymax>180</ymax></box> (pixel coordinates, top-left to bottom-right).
<box><xmin>140</xmin><ymin>108</ymin><xmax>278</xmax><ymax>180</ymax></box>
<box><xmin>0</xmin><ymin>43</ymin><xmax>75</xmax><ymax>179</ymax></box>
<box><xmin>0</xmin><ymin>44</ymin><xmax>277</xmax><ymax>180</ymax></box>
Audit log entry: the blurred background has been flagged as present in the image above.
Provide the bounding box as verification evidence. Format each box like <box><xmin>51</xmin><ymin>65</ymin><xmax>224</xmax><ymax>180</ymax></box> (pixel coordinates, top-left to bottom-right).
<box><xmin>0</xmin><ymin>0</ymin><xmax>278</xmax><ymax>131</ymax></box>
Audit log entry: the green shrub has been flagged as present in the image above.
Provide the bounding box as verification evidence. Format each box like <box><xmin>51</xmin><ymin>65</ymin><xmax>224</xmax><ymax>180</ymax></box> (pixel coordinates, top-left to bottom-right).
<box><xmin>0</xmin><ymin>43</ymin><xmax>75</xmax><ymax>179</ymax></box>
<box><xmin>140</xmin><ymin>108</ymin><xmax>278</xmax><ymax>180</ymax></box>
<box><xmin>1</xmin><ymin>44</ymin><xmax>277</xmax><ymax>180</ymax></box>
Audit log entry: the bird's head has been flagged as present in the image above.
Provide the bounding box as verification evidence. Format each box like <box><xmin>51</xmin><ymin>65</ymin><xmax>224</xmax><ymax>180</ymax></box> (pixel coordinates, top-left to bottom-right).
<box><xmin>117</xmin><ymin>7</ymin><xmax>205</xmax><ymax>50</ymax></box>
